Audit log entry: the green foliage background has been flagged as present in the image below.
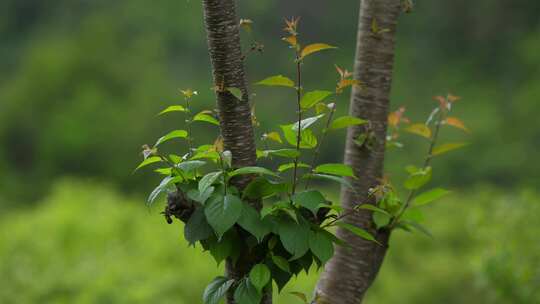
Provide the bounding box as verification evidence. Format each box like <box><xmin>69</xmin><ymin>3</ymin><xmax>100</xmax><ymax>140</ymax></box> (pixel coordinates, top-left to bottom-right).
<box><xmin>0</xmin><ymin>0</ymin><xmax>539</xmax><ymax>303</ymax></box>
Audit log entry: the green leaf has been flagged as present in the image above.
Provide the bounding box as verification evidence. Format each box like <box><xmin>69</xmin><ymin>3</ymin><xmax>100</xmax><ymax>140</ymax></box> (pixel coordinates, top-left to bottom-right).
<box><xmin>229</xmin><ymin>166</ymin><xmax>280</xmax><ymax>178</ymax></box>
<box><xmin>329</xmin><ymin>116</ymin><xmax>367</xmax><ymax>130</ymax></box>
<box><xmin>155</xmin><ymin>130</ymin><xmax>188</xmax><ymax>146</ymax></box>
<box><xmin>405</xmin><ymin>123</ymin><xmax>432</xmax><ymax>139</ymax></box>
<box><xmin>187</xmin><ymin>187</ymin><xmax>215</xmax><ymax>204</ymax></box>
<box><xmin>208</xmin><ymin>231</ymin><xmax>237</xmax><ymax>265</ymax></box>
<box><xmin>281</xmin><ymin>124</ymin><xmax>318</xmax><ymax>149</ymax></box>
<box><xmin>158</xmin><ymin>105</ymin><xmax>186</xmax><ymax>115</ymax></box>
<box><xmin>278</xmin><ymin>218</ymin><xmax>310</xmax><ymax>260</ymax></box>
<box><xmin>193</xmin><ymin>111</ymin><xmax>220</xmax><ymax>126</ymax></box>
<box><xmin>335</xmin><ymin>222</ymin><xmax>378</xmax><ymax>244</ymax></box>
<box><xmin>249</xmin><ymin>264</ymin><xmax>271</xmax><ymax>293</ymax></box>
<box><xmin>134</xmin><ymin>156</ymin><xmax>162</xmax><ymax>172</ymax></box>
<box><xmin>234</xmin><ymin>280</ymin><xmax>261</xmax><ymax>304</ymax></box>
<box><xmin>243</xmin><ymin>177</ymin><xmax>277</xmax><ymax>199</ymax></box>
<box><xmin>264</xmin><ymin>149</ymin><xmax>300</xmax><ymax>158</ymax></box>
<box><xmin>309</xmin><ymin>230</ymin><xmax>334</xmax><ymax>264</ymax></box>
<box><xmin>184</xmin><ymin>207</ymin><xmax>214</xmax><ymax>246</ymax></box>
<box><xmin>300</xmin><ymin>90</ymin><xmax>333</xmax><ymax>109</ymax></box>
<box><xmin>432</xmin><ymin>142</ymin><xmax>468</xmax><ymax>156</ymax></box>
<box><xmin>177</xmin><ymin>160</ymin><xmax>206</xmax><ymax>173</ymax></box>
<box><xmin>400</xmin><ymin>220</ymin><xmax>433</xmax><ymax>238</ymax></box>
<box><xmin>205</xmin><ymin>194</ymin><xmax>243</xmax><ymax>238</ymax></box>
<box><xmin>256</xmin><ymin>75</ymin><xmax>295</xmax><ymax>88</ymax></box>
<box><xmin>300</xmin><ymin>43</ymin><xmax>337</xmax><ymax>59</ymax></box>
<box><xmin>292</xmin><ymin>190</ymin><xmax>326</xmax><ymax>214</ymax></box>
<box><xmin>302</xmin><ymin>173</ymin><xmax>353</xmax><ymax>189</ymax></box>
<box><xmin>292</xmin><ymin>114</ymin><xmax>325</xmax><ymax>131</ymax></box>
<box><xmin>271</xmin><ymin>255</ymin><xmax>290</xmax><ymax>273</ymax></box>
<box><xmin>373</xmin><ymin>212</ymin><xmax>391</xmax><ymax>229</ymax></box>
<box><xmin>356</xmin><ymin>204</ymin><xmax>391</xmax><ymax>216</ymax></box>
<box><xmin>404</xmin><ymin>167</ymin><xmax>432</xmax><ymax>190</ymax></box>
<box><xmin>402</xmin><ymin>208</ymin><xmax>424</xmax><ymax>223</ymax></box>
<box><xmin>278</xmin><ymin>162</ymin><xmax>310</xmax><ymax>172</ymax></box>
<box><xmin>227</xmin><ymin>87</ymin><xmax>243</xmax><ymax>100</ymax></box>
<box><xmin>289</xmin><ymin>291</ymin><xmax>308</xmax><ymax>303</ymax></box>
<box><xmin>199</xmin><ymin>171</ymin><xmax>223</xmax><ymax>194</ymax></box>
<box><xmin>237</xmin><ymin>205</ymin><xmax>272</xmax><ymax>242</ymax></box>
<box><xmin>147</xmin><ymin>176</ymin><xmax>181</xmax><ymax>205</ymax></box>
<box><xmin>413</xmin><ymin>188</ymin><xmax>451</xmax><ymax>206</ymax></box>
<box><xmin>314</xmin><ymin>163</ymin><xmax>355</xmax><ymax>178</ymax></box>
<box><xmin>203</xmin><ymin>276</ymin><xmax>235</xmax><ymax>304</ymax></box>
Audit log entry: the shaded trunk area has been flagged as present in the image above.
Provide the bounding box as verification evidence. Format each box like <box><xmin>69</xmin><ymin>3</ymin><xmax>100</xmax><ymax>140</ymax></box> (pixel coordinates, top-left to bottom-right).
<box><xmin>315</xmin><ymin>0</ymin><xmax>402</xmax><ymax>303</ymax></box>
<box><xmin>201</xmin><ymin>0</ymin><xmax>271</xmax><ymax>303</ymax></box>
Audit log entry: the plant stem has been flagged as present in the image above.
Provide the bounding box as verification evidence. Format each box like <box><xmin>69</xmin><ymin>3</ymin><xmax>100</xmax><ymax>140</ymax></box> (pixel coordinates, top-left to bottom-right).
<box><xmin>305</xmin><ymin>105</ymin><xmax>336</xmax><ymax>189</ymax></box>
<box><xmin>390</xmin><ymin>108</ymin><xmax>446</xmax><ymax>228</ymax></box>
<box><xmin>291</xmin><ymin>54</ymin><xmax>303</xmax><ymax>195</ymax></box>
<box><xmin>185</xmin><ymin>97</ymin><xmax>194</xmax><ymax>157</ymax></box>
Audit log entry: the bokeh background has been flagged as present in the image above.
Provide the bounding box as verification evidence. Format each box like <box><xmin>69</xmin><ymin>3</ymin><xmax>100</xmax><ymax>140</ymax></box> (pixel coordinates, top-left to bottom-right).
<box><xmin>1</xmin><ymin>0</ymin><xmax>539</xmax><ymax>303</ymax></box>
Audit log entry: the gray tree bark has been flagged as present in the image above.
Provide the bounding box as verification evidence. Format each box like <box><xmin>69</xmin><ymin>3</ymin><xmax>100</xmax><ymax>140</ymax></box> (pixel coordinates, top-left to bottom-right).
<box><xmin>315</xmin><ymin>0</ymin><xmax>402</xmax><ymax>303</ymax></box>
<box><xmin>201</xmin><ymin>0</ymin><xmax>271</xmax><ymax>303</ymax></box>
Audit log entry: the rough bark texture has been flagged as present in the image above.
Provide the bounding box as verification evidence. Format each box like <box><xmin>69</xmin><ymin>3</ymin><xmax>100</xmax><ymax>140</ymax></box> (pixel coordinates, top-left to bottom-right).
<box><xmin>201</xmin><ymin>0</ymin><xmax>270</xmax><ymax>303</ymax></box>
<box><xmin>315</xmin><ymin>0</ymin><xmax>401</xmax><ymax>303</ymax></box>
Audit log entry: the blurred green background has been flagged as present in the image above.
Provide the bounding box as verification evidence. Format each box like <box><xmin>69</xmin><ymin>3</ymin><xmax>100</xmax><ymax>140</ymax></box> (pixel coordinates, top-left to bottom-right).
<box><xmin>0</xmin><ymin>0</ymin><xmax>538</xmax><ymax>303</ymax></box>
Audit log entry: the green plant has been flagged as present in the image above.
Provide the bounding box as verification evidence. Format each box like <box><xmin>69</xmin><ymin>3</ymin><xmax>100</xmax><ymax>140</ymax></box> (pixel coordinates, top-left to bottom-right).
<box><xmin>136</xmin><ymin>19</ymin><xmax>469</xmax><ymax>304</ymax></box>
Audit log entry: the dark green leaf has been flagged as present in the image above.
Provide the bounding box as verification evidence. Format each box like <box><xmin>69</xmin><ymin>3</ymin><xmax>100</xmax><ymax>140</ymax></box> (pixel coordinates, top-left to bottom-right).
<box><xmin>278</xmin><ymin>162</ymin><xmax>310</xmax><ymax>172</ymax></box>
<box><xmin>203</xmin><ymin>276</ymin><xmax>235</xmax><ymax>304</ymax></box>
<box><xmin>308</xmin><ymin>230</ymin><xmax>334</xmax><ymax>264</ymax></box>
<box><xmin>300</xmin><ymin>90</ymin><xmax>333</xmax><ymax>109</ymax></box>
<box><xmin>234</xmin><ymin>279</ymin><xmax>261</xmax><ymax>304</ymax></box>
<box><xmin>278</xmin><ymin>218</ymin><xmax>310</xmax><ymax>259</ymax></box>
<box><xmin>237</xmin><ymin>205</ymin><xmax>272</xmax><ymax>242</ymax></box>
<box><xmin>147</xmin><ymin>176</ymin><xmax>181</xmax><ymax>205</ymax></box>
<box><xmin>329</xmin><ymin>116</ymin><xmax>367</xmax><ymax>130</ymax></box>
<box><xmin>413</xmin><ymin>188</ymin><xmax>451</xmax><ymax>206</ymax></box>
<box><xmin>199</xmin><ymin>171</ymin><xmax>223</xmax><ymax>194</ymax></box>
<box><xmin>314</xmin><ymin>163</ymin><xmax>355</xmax><ymax>178</ymax></box>
<box><xmin>243</xmin><ymin>177</ymin><xmax>278</xmax><ymax>199</ymax></box>
<box><xmin>229</xmin><ymin>166</ymin><xmax>280</xmax><ymax>178</ymax></box>
<box><xmin>249</xmin><ymin>264</ymin><xmax>271</xmax><ymax>293</ymax></box>
<box><xmin>155</xmin><ymin>130</ymin><xmax>188</xmax><ymax>146</ymax></box>
<box><xmin>271</xmin><ymin>255</ymin><xmax>290</xmax><ymax>273</ymax></box>
<box><xmin>302</xmin><ymin>173</ymin><xmax>353</xmax><ymax>189</ymax></box>
<box><xmin>292</xmin><ymin>190</ymin><xmax>326</xmax><ymax>214</ymax></box>
<box><xmin>187</xmin><ymin>186</ymin><xmax>215</xmax><ymax>204</ymax></box>
<box><xmin>205</xmin><ymin>194</ymin><xmax>243</xmax><ymax>238</ymax></box>
<box><xmin>184</xmin><ymin>207</ymin><xmax>213</xmax><ymax>246</ymax></box>
<box><xmin>177</xmin><ymin>160</ymin><xmax>206</xmax><ymax>173</ymax></box>
<box><xmin>264</xmin><ymin>149</ymin><xmax>300</xmax><ymax>158</ymax></box>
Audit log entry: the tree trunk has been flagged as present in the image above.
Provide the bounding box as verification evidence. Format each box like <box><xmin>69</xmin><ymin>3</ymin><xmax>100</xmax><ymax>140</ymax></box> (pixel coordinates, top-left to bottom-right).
<box><xmin>315</xmin><ymin>0</ymin><xmax>401</xmax><ymax>303</ymax></box>
<box><xmin>201</xmin><ymin>0</ymin><xmax>271</xmax><ymax>303</ymax></box>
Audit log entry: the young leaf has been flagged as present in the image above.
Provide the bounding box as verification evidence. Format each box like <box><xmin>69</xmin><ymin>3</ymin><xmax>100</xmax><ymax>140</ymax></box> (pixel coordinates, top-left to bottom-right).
<box><xmin>373</xmin><ymin>212</ymin><xmax>391</xmax><ymax>229</ymax></box>
<box><xmin>177</xmin><ymin>160</ymin><xmax>206</xmax><ymax>173</ymax></box>
<box><xmin>329</xmin><ymin>116</ymin><xmax>367</xmax><ymax>130</ymax></box>
<box><xmin>413</xmin><ymin>188</ymin><xmax>451</xmax><ymax>206</ymax></box>
<box><xmin>229</xmin><ymin>166</ymin><xmax>280</xmax><ymax>178</ymax></box>
<box><xmin>256</xmin><ymin>75</ymin><xmax>295</xmax><ymax>88</ymax></box>
<box><xmin>308</xmin><ymin>230</ymin><xmax>334</xmax><ymax>264</ymax></box>
<box><xmin>293</xmin><ymin>190</ymin><xmax>327</xmax><ymax>214</ymax></box>
<box><xmin>237</xmin><ymin>205</ymin><xmax>272</xmax><ymax>242</ymax></box>
<box><xmin>147</xmin><ymin>176</ymin><xmax>182</xmax><ymax>205</ymax></box>
<box><xmin>134</xmin><ymin>156</ymin><xmax>162</xmax><ymax>172</ymax></box>
<box><xmin>335</xmin><ymin>222</ymin><xmax>378</xmax><ymax>244</ymax></box>
<box><xmin>263</xmin><ymin>149</ymin><xmax>300</xmax><ymax>158</ymax></box>
<box><xmin>278</xmin><ymin>162</ymin><xmax>310</xmax><ymax>172</ymax></box>
<box><xmin>300</xmin><ymin>43</ymin><xmax>337</xmax><ymax>59</ymax></box>
<box><xmin>302</xmin><ymin>173</ymin><xmax>354</xmax><ymax>189</ymax></box>
<box><xmin>199</xmin><ymin>171</ymin><xmax>223</xmax><ymax>194</ymax></box>
<box><xmin>226</xmin><ymin>87</ymin><xmax>243</xmax><ymax>100</ymax></box>
<box><xmin>281</xmin><ymin>124</ymin><xmax>318</xmax><ymax>149</ymax></box>
<box><xmin>403</xmin><ymin>220</ymin><xmax>434</xmax><ymax>238</ymax></box>
<box><xmin>184</xmin><ymin>207</ymin><xmax>214</xmax><ymax>246</ymax></box>
<box><xmin>404</xmin><ymin>167</ymin><xmax>432</xmax><ymax>190</ymax></box>
<box><xmin>158</xmin><ymin>105</ymin><xmax>187</xmax><ymax>115</ymax></box>
<box><xmin>249</xmin><ymin>264</ymin><xmax>271</xmax><ymax>293</ymax></box>
<box><xmin>193</xmin><ymin>111</ymin><xmax>220</xmax><ymax>126</ymax></box>
<box><xmin>265</xmin><ymin>132</ymin><xmax>283</xmax><ymax>144</ymax></box>
<box><xmin>292</xmin><ymin>114</ymin><xmax>325</xmax><ymax>131</ymax></box>
<box><xmin>432</xmin><ymin>142</ymin><xmax>468</xmax><ymax>156</ymax></box>
<box><xmin>289</xmin><ymin>292</ymin><xmax>308</xmax><ymax>304</ymax></box>
<box><xmin>445</xmin><ymin>117</ymin><xmax>469</xmax><ymax>133</ymax></box>
<box><xmin>155</xmin><ymin>130</ymin><xmax>188</xmax><ymax>146</ymax></box>
<box><xmin>271</xmin><ymin>255</ymin><xmax>290</xmax><ymax>273</ymax></box>
<box><xmin>314</xmin><ymin>163</ymin><xmax>355</xmax><ymax>178</ymax></box>
<box><xmin>356</xmin><ymin>204</ymin><xmax>391</xmax><ymax>216</ymax></box>
<box><xmin>203</xmin><ymin>276</ymin><xmax>235</xmax><ymax>304</ymax></box>
<box><xmin>204</xmin><ymin>194</ymin><xmax>243</xmax><ymax>238</ymax></box>
<box><xmin>300</xmin><ymin>90</ymin><xmax>333</xmax><ymax>109</ymax></box>
<box><xmin>405</xmin><ymin>123</ymin><xmax>432</xmax><ymax>139</ymax></box>
<box><xmin>234</xmin><ymin>279</ymin><xmax>262</xmax><ymax>304</ymax></box>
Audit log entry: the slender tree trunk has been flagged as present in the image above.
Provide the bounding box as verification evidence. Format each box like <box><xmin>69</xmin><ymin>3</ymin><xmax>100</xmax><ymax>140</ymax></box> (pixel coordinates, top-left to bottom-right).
<box><xmin>315</xmin><ymin>0</ymin><xmax>401</xmax><ymax>303</ymax></box>
<box><xmin>201</xmin><ymin>0</ymin><xmax>271</xmax><ymax>303</ymax></box>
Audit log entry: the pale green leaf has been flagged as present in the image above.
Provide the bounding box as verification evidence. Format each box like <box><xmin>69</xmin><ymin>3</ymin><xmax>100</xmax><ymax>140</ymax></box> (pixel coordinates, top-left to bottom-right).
<box><xmin>413</xmin><ymin>188</ymin><xmax>451</xmax><ymax>206</ymax></box>
<box><xmin>300</xmin><ymin>90</ymin><xmax>333</xmax><ymax>109</ymax></box>
<box><xmin>314</xmin><ymin>163</ymin><xmax>355</xmax><ymax>178</ymax></box>
<box><xmin>249</xmin><ymin>264</ymin><xmax>271</xmax><ymax>293</ymax></box>
<box><xmin>158</xmin><ymin>105</ymin><xmax>186</xmax><ymax>115</ymax></box>
<box><xmin>203</xmin><ymin>276</ymin><xmax>235</xmax><ymax>304</ymax></box>
<box><xmin>300</xmin><ymin>43</ymin><xmax>337</xmax><ymax>59</ymax></box>
<box><xmin>256</xmin><ymin>75</ymin><xmax>295</xmax><ymax>87</ymax></box>
<box><xmin>329</xmin><ymin>116</ymin><xmax>367</xmax><ymax>130</ymax></box>
<box><xmin>432</xmin><ymin>142</ymin><xmax>468</xmax><ymax>156</ymax></box>
<box><xmin>155</xmin><ymin>130</ymin><xmax>188</xmax><ymax>146</ymax></box>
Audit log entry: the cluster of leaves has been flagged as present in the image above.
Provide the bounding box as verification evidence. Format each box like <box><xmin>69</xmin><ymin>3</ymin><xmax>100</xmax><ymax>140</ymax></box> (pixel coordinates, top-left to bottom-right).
<box><xmin>135</xmin><ymin>18</ymin><xmax>468</xmax><ymax>304</ymax></box>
